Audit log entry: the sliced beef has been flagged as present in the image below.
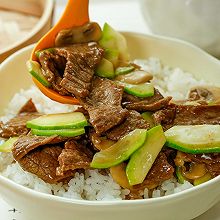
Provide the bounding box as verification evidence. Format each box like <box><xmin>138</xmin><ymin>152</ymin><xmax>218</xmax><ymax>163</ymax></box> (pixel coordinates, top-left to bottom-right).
<box><xmin>38</xmin><ymin>51</ymin><xmax>70</xmax><ymax>95</ymax></box>
<box><xmin>19</xmin><ymin>145</ymin><xmax>73</xmax><ymax>184</ymax></box>
<box><xmin>153</xmin><ymin>104</ymin><xmax>220</xmax><ymax>130</ymax></box>
<box><xmin>18</xmin><ymin>99</ymin><xmax>38</xmax><ymax>114</ymax></box>
<box><xmin>79</xmin><ymin>77</ymin><xmax>128</xmax><ymax>134</ymax></box>
<box><xmin>127</xmin><ymin>152</ymin><xmax>174</xmax><ymax>199</ymax></box>
<box><xmin>0</xmin><ymin>113</ymin><xmax>40</xmax><ymax>138</ymax></box>
<box><xmin>175</xmin><ymin>151</ymin><xmax>220</xmax><ymax>177</ymax></box>
<box><xmin>0</xmin><ymin>99</ymin><xmax>40</xmax><ymax>138</ymax></box>
<box><xmin>106</xmin><ymin>110</ymin><xmax>150</xmax><ymax>141</ymax></box>
<box><xmin>122</xmin><ymin>89</ymin><xmax>172</xmax><ymax>112</ymax></box>
<box><xmin>39</xmin><ymin>43</ymin><xmax>104</xmax><ymax>98</ymax></box>
<box><xmin>56</xmin><ymin>140</ymin><xmax>93</xmax><ymax>176</ymax></box>
<box><xmin>12</xmin><ymin>135</ymin><xmax>67</xmax><ymax>161</ymax></box>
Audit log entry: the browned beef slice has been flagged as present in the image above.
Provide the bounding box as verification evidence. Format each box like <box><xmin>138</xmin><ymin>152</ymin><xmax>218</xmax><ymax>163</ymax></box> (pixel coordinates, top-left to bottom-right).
<box><xmin>12</xmin><ymin>135</ymin><xmax>67</xmax><ymax>161</ymax></box>
<box><xmin>0</xmin><ymin>99</ymin><xmax>40</xmax><ymax>138</ymax></box>
<box><xmin>106</xmin><ymin>110</ymin><xmax>150</xmax><ymax>141</ymax></box>
<box><xmin>153</xmin><ymin>105</ymin><xmax>176</xmax><ymax>130</ymax></box>
<box><xmin>175</xmin><ymin>152</ymin><xmax>220</xmax><ymax>177</ymax></box>
<box><xmin>0</xmin><ymin>113</ymin><xmax>41</xmax><ymax>138</ymax></box>
<box><xmin>38</xmin><ymin>51</ymin><xmax>70</xmax><ymax>96</ymax></box>
<box><xmin>57</xmin><ymin>140</ymin><xmax>93</xmax><ymax>176</ymax></box>
<box><xmin>19</xmin><ymin>145</ymin><xmax>73</xmax><ymax>184</ymax></box>
<box><xmin>153</xmin><ymin>104</ymin><xmax>220</xmax><ymax>130</ymax></box>
<box><xmin>79</xmin><ymin>77</ymin><xmax>128</xmax><ymax>134</ymax></box>
<box><xmin>134</xmin><ymin>152</ymin><xmax>174</xmax><ymax>191</ymax></box>
<box><xmin>122</xmin><ymin>89</ymin><xmax>172</xmax><ymax>112</ymax></box>
<box><xmin>18</xmin><ymin>99</ymin><xmax>38</xmax><ymax>114</ymax></box>
<box><xmin>55</xmin><ymin>43</ymin><xmax>104</xmax><ymax>98</ymax></box>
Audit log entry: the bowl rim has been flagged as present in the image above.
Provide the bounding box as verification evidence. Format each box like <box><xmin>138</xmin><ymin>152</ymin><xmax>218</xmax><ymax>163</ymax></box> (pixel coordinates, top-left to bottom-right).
<box><xmin>0</xmin><ymin>32</ymin><xmax>220</xmax><ymax>206</ymax></box>
<box><xmin>0</xmin><ymin>0</ymin><xmax>54</xmax><ymax>55</ymax></box>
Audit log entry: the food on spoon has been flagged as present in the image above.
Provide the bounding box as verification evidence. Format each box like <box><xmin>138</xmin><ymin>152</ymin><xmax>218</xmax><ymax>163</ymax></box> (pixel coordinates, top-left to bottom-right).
<box><xmin>55</xmin><ymin>22</ymin><xmax>102</xmax><ymax>47</ymax></box>
<box><xmin>26</xmin><ymin>60</ymin><xmax>51</xmax><ymax>87</ymax></box>
<box><xmin>95</xmin><ymin>58</ymin><xmax>115</xmax><ymax>79</ymax></box>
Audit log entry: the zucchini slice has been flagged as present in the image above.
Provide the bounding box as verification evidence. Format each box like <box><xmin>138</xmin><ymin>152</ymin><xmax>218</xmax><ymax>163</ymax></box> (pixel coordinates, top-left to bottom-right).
<box><xmin>26</xmin><ymin>60</ymin><xmax>51</xmax><ymax>87</ymax></box>
<box><xmin>90</xmin><ymin>129</ymin><xmax>147</xmax><ymax>169</ymax></box>
<box><xmin>32</xmin><ymin>128</ymin><xmax>85</xmax><ymax>137</ymax></box>
<box><xmin>165</xmin><ymin>125</ymin><xmax>220</xmax><ymax>154</ymax></box>
<box><xmin>27</xmin><ymin>112</ymin><xmax>88</xmax><ymax>130</ymax></box>
<box><xmin>95</xmin><ymin>58</ymin><xmax>115</xmax><ymax>79</ymax></box>
<box><xmin>115</xmin><ymin>66</ymin><xmax>135</xmax><ymax>76</ymax></box>
<box><xmin>126</xmin><ymin>125</ymin><xmax>166</xmax><ymax>185</ymax></box>
<box><xmin>122</xmin><ymin>82</ymin><xmax>154</xmax><ymax>98</ymax></box>
<box><xmin>0</xmin><ymin>137</ymin><xmax>18</xmax><ymax>153</ymax></box>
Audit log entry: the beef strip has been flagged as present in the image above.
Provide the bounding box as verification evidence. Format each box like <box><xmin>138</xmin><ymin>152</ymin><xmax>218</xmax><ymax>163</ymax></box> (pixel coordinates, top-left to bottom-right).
<box><xmin>0</xmin><ymin>99</ymin><xmax>40</xmax><ymax>138</ymax></box>
<box><xmin>122</xmin><ymin>89</ymin><xmax>172</xmax><ymax>112</ymax></box>
<box><xmin>39</xmin><ymin>43</ymin><xmax>104</xmax><ymax>98</ymax></box>
<box><xmin>19</xmin><ymin>145</ymin><xmax>73</xmax><ymax>184</ymax></box>
<box><xmin>38</xmin><ymin>51</ymin><xmax>70</xmax><ymax>95</ymax></box>
<box><xmin>18</xmin><ymin>99</ymin><xmax>38</xmax><ymax>114</ymax></box>
<box><xmin>56</xmin><ymin>139</ymin><xmax>93</xmax><ymax>176</ymax></box>
<box><xmin>174</xmin><ymin>151</ymin><xmax>220</xmax><ymax>177</ymax></box>
<box><xmin>153</xmin><ymin>104</ymin><xmax>220</xmax><ymax>130</ymax></box>
<box><xmin>106</xmin><ymin>110</ymin><xmax>150</xmax><ymax>141</ymax></box>
<box><xmin>127</xmin><ymin>152</ymin><xmax>174</xmax><ymax>199</ymax></box>
<box><xmin>12</xmin><ymin>135</ymin><xmax>67</xmax><ymax>161</ymax></box>
<box><xmin>79</xmin><ymin>77</ymin><xmax>128</xmax><ymax>134</ymax></box>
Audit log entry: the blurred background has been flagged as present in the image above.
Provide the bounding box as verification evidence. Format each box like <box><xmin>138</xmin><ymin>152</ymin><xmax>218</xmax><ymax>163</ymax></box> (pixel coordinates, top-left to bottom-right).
<box><xmin>0</xmin><ymin>0</ymin><xmax>219</xmax><ymax>62</ymax></box>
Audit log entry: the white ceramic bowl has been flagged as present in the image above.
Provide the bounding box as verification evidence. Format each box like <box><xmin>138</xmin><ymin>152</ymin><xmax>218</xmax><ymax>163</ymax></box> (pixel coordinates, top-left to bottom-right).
<box><xmin>0</xmin><ymin>0</ymin><xmax>54</xmax><ymax>62</ymax></box>
<box><xmin>141</xmin><ymin>0</ymin><xmax>220</xmax><ymax>57</ymax></box>
<box><xmin>0</xmin><ymin>32</ymin><xmax>220</xmax><ymax>220</ymax></box>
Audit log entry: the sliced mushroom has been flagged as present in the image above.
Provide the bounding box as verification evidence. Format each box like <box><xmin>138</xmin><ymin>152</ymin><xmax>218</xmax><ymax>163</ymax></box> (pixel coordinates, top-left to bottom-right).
<box><xmin>55</xmin><ymin>22</ymin><xmax>102</xmax><ymax>47</ymax></box>
<box><xmin>188</xmin><ymin>86</ymin><xmax>220</xmax><ymax>104</ymax></box>
<box><xmin>115</xmin><ymin>70</ymin><xmax>153</xmax><ymax>85</ymax></box>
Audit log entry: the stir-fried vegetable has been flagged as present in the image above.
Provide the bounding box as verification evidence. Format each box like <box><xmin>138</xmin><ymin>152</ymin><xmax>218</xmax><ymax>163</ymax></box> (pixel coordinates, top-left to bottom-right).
<box><xmin>115</xmin><ymin>66</ymin><xmax>135</xmax><ymax>76</ymax></box>
<box><xmin>26</xmin><ymin>60</ymin><xmax>51</xmax><ymax>87</ymax></box>
<box><xmin>0</xmin><ymin>137</ymin><xmax>18</xmax><ymax>153</ymax></box>
<box><xmin>142</xmin><ymin>112</ymin><xmax>155</xmax><ymax>128</ymax></box>
<box><xmin>27</xmin><ymin>112</ymin><xmax>88</xmax><ymax>130</ymax></box>
<box><xmin>90</xmin><ymin>129</ymin><xmax>147</xmax><ymax>169</ymax></box>
<box><xmin>165</xmin><ymin>125</ymin><xmax>220</xmax><ymax>154</ymax></box>
<box><xmin>95</xmin><ymin>58</ymin><xmax>115</xmax><ymax>79</ymax></box>
<box><xmin>126</xmin><ymin>125</ymin><xmax>166</xmax><ymax>185</ymax></box>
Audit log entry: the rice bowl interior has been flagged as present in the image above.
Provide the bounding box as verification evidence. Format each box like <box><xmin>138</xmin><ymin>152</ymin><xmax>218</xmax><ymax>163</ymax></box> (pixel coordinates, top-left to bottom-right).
<box><xmin>0</xmin><ymin>34</ymin><xmax>220</xmax><ymax>219</ymax></box>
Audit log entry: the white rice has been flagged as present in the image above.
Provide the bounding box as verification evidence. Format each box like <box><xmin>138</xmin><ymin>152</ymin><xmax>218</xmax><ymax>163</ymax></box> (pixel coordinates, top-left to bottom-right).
<box><xmin>0</xmin><ymin>57</ymin><xmax>207</xmax><ymax>200</ymax></box>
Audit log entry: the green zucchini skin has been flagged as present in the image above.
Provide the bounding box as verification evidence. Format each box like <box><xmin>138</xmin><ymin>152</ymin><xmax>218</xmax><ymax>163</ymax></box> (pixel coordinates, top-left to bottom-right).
<box><xmin>26</xmin><ymin>60</ymin><xmax>51</xmax><ymax>87</ymax></box>
<box><xmin>90</xmin><ymin>129</ymin><xmax>147</xmax><ymax>169</ymax></box>
<box><xmin>165</xmin><ymin>125</ymin><xmax>220</xmax><ymax>154</ymax></box>
<box><xmin>26</xmin><ymin>112</ymin><xmax>88</xmax><ymax>130</ymax></box>
<box><xmin>0</xmin><ymin>137</ymin><xmax>18</xmax><ymax>153</ymax></box>
<box><xmin>31</xmin><ymin>128</ymin><xmax>85</xmax><ymax>137</ymax></box>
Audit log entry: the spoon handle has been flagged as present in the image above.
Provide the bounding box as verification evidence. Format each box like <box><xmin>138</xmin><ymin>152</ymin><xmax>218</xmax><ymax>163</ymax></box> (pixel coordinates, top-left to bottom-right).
<box><xmin>31</xmin><ymin>0</ymin><xmax>89</xmax><ymax>60</ymax></box>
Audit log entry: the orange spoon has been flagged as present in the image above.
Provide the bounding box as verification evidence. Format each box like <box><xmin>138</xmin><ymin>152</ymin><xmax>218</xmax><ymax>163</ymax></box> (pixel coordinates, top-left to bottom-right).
<box><xmin>31</xmin><ymin>0</ymin><xmax>89</xmax><ymax>105</ymax></box>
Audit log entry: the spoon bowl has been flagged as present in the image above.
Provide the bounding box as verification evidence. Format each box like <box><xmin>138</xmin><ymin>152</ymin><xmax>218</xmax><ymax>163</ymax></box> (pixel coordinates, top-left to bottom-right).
<box><xmin>31</xmin><ymin>0</ymin><xmax>89</xmax><ymax>105</ymax></box>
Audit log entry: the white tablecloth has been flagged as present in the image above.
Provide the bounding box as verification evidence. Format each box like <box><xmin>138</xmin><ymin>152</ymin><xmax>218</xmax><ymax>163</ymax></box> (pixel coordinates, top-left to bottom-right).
<box><xmin>1</xmin><ymin>0</ymin><xmax>220</xmax><ymax>219</ymax></box>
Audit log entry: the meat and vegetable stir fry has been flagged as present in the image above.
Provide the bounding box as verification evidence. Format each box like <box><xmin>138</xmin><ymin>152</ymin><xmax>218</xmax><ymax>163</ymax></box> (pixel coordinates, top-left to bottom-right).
<box><xmin>1</xmin><ymin>22</ymin><xmax>220</xmax><ymax>199</ymax></box>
